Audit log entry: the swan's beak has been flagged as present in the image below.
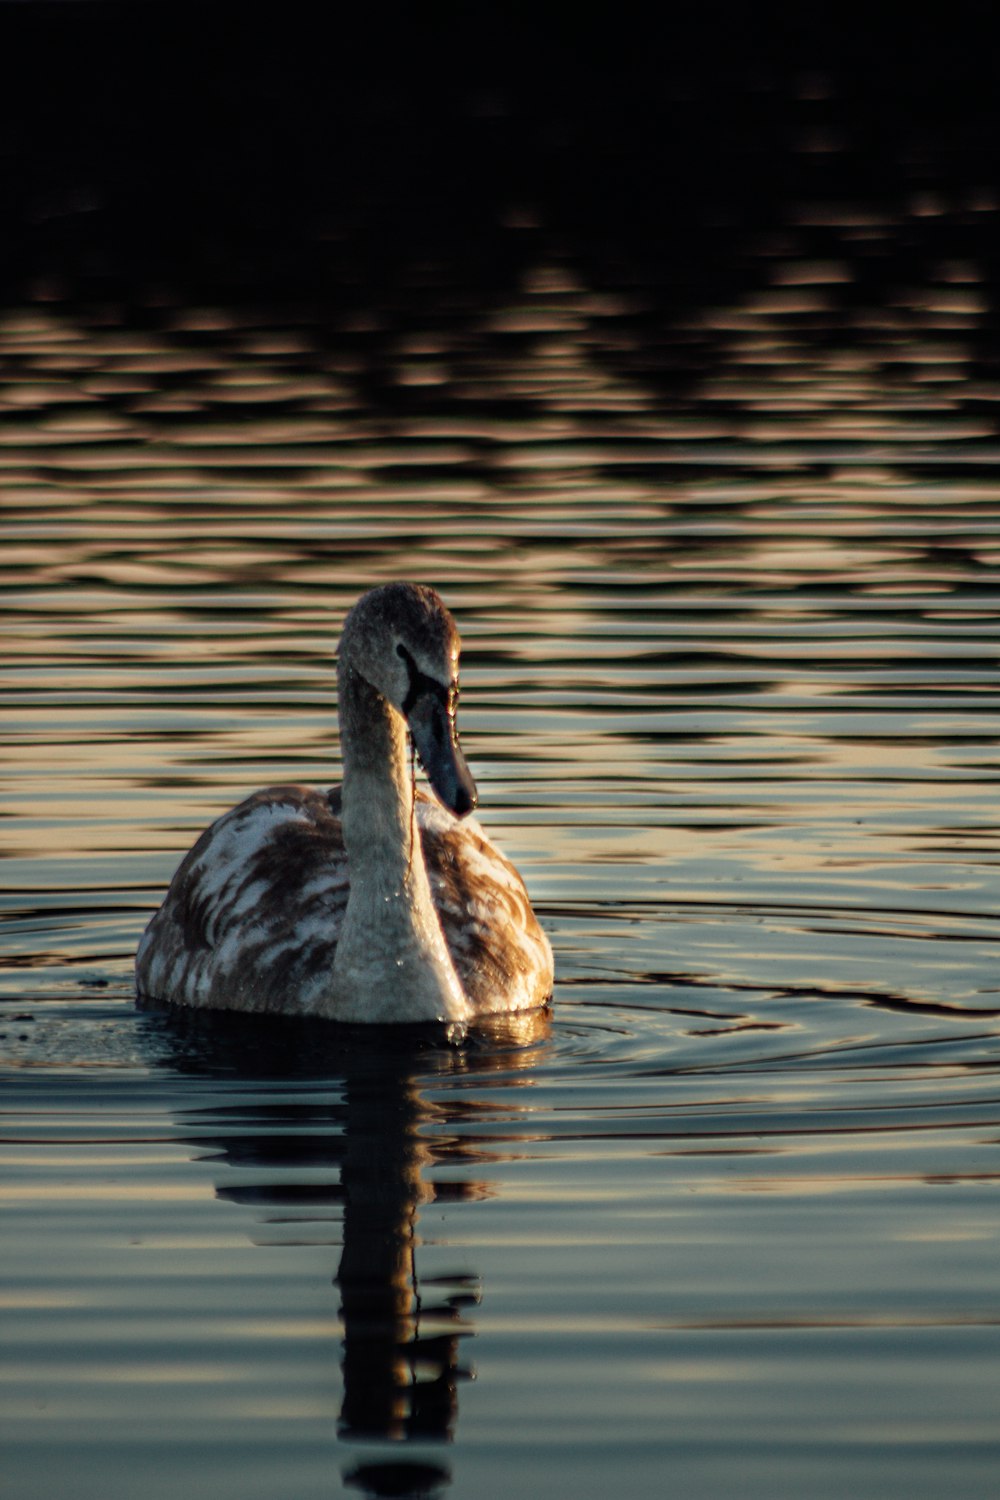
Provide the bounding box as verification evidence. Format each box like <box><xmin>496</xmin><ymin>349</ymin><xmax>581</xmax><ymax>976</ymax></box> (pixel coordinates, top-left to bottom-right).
<box><xmin>406</xmin><ymin>693</ymin><xmax>478</xmax><ymax>819</ymax></box>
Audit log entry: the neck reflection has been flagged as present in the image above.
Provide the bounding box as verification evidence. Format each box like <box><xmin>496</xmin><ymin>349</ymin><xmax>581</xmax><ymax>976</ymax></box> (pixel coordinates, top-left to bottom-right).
<box><xmin>336</xmin><ymin>1057</ymin><xmax>474</xmax><ymax>1444</ymax></box>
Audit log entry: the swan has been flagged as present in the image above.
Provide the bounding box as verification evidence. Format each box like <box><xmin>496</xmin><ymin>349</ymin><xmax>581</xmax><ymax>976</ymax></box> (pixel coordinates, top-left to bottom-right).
<box><xmin>135</xmin><ymin>582</ymin><xmax>553</xmax><ymax>1023</ymax></box>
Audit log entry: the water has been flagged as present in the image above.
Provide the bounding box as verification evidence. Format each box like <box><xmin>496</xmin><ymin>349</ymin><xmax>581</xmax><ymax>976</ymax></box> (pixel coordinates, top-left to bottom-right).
<box><xmin>5</xmin><ymin>37</ymin><xmax>1000</xmax><ymax>1499</ymax></box>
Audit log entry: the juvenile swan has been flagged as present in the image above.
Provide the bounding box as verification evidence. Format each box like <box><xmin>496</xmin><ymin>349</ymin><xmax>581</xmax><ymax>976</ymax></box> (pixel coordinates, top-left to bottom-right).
<box><xmin>135</xmin><ymin>583</ymin><xmax>553</xmax><ymax>1022</ymax></box>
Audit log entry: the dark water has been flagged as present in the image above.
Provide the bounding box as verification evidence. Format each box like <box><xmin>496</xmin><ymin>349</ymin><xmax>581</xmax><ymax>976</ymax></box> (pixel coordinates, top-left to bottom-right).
<box><xmin>5</xmin><ymin>20</ymin><xmax>1000</xmax><ymax>1498</ymax></box>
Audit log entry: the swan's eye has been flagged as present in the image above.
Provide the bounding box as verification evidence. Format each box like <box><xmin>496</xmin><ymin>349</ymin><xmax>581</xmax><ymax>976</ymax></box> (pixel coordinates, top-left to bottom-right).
<box><xmin>396</xmin><ymin>642</ymin><xmax>449</xmax><ymax>717</ymax></box>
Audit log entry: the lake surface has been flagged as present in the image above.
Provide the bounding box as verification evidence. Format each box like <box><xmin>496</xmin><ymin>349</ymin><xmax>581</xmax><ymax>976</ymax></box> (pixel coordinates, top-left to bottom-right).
<box><xmin>5</xmin><ymin>58</ymin><xmax>1000</xmax><ymax>1498</ymax></box>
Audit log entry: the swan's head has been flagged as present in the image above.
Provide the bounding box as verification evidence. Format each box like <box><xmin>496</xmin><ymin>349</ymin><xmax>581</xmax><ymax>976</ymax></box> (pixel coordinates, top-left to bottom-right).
<box><xmin>338</xmin><ymin>582</ymin><xmax>478</xmax><ymax>819</ymax></box>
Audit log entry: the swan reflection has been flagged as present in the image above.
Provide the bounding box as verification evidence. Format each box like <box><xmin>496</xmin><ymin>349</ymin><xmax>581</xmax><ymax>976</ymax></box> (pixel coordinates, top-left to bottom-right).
<box><xmin>145</xmin><ymin>1006</ymin><xmax>550</xmax><ymax>1493</ymax></box>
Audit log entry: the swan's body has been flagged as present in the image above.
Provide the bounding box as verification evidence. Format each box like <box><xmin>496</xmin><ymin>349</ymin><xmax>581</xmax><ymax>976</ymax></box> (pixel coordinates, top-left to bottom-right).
<box><xmin>135</xmin><ymin>583</ymin><xmax>553</xmax><ymax>1022</ymax></box>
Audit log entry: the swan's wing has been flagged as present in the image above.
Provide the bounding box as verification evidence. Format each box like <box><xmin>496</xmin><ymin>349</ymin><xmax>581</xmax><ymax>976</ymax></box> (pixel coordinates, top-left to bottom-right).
<box><xmin>136</xmin><ymin>785</ymin><xmax>349</xmax><ymax>1013</ymax></box>
<box><xmin>418</xmin><ymin>795</ymin><xmax>554</xmax><ymax>1014</ymax></box>
<box><xmin>137</xmin><ymin>782</ymin><xmax>551</xmax><ymax>1018</ymax></box>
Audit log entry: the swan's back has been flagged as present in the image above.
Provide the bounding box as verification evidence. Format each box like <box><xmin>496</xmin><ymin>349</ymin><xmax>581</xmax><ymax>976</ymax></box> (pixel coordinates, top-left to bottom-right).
<box><xmin>136</xmin><ymin>784</ymin><xmax>551</xmax><ymax>1018</ymax></box>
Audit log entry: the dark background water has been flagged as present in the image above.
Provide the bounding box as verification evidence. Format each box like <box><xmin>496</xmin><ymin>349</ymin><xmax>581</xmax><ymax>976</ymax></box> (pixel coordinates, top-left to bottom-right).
<box><xmin>4</xmin><ymin>3</ymin><xmax>1000</xmax><ymax>317</ymax></box>
<box><xmin>5</xmin><ymin>6</ymin><xmax>1000</xmax><ymax>1499</ymax></box>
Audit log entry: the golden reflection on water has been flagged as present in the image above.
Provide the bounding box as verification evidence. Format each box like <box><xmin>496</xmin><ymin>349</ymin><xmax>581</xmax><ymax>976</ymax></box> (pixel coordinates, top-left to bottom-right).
<box><xmin>1</xmin><ymin>235</ymin><xmax>1000</xmax><ymax>984</ymax></box>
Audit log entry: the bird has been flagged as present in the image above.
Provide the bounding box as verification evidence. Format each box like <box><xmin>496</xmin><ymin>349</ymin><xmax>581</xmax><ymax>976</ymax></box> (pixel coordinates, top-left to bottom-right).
<box><xmin>135</xmin><ymin>582</ymin><xmax>553</xmax><ymax>1023</ymax></box>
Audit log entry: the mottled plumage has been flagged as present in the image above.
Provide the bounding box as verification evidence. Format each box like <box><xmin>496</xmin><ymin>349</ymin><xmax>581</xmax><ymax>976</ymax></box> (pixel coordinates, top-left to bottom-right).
<box><xmin>136</xmin><ymin>584</ymin><xmax>553</xmax><ymax>1022</ymax></box>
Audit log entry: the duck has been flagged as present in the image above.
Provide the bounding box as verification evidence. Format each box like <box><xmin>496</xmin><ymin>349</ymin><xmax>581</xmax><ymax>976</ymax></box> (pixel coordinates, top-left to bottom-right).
<box><xmin>135</xmin><ymin>582</ymin><xmax>553</xmax><ymax>1023</ymax></box>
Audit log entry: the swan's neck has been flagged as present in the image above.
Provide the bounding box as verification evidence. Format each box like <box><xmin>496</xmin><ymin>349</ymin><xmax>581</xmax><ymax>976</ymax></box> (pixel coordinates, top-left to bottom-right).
<box><xmin>331</xmin><ymin>666</ymin><xmax>469</xmax><ymax>1023</ymax></box>
<box><xmin>338</xmin><ymin>667</ymin><xmax>416</xmax><ymax>890</ymax></box>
